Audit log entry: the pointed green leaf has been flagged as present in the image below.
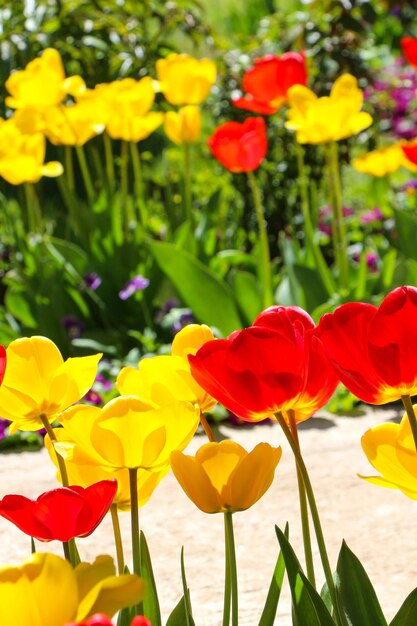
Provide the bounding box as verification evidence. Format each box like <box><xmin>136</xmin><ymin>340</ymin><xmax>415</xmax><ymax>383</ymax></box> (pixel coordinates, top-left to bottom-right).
<box><xmin>231</xmin><ymin>270</ymin><xmax>262</xmax><ymax>325</ymax></box>
<box><xmin>389</xmin><ymin>587</ymin><xmax>417</xmax><ymax>626</ymax></box>
<box><xmin>149</xmin><ymin>240</ymin><xmax>242</xmax><ymax>335</ymax></box>
<box><xmin>393</xmin><ymin>210</ymin><xmax>417</xmax><ymax>262</ymax></box>
<box><xmin>166</xmin><ymin>596</ymin><xmax>196</xmax><ymax>626</ymax></box>
<box><xmin>336</xmin><ymin>541</ymin><xmax>387</xmax><ymax>626</ymax></box>
<box><xmin>140</xmin><ymin>530</ymin><xmax>162</xmax><ymax>626</ymax></box>
<box><xmin>180</xmin><ymin>547</ymin><xmax>193</xmax><ymax>626</ymax></box>
<box><xmin>258</xmin><ymin>522</ymin><xmax>288</xmax><ymax>626</ymax></box>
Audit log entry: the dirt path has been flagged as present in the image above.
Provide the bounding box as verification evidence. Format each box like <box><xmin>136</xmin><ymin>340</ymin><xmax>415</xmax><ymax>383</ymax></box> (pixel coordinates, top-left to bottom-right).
<box><xmin>0</xmin><ymin>406</ymin><xmax>415</xmax><ymax>625</ymax></box>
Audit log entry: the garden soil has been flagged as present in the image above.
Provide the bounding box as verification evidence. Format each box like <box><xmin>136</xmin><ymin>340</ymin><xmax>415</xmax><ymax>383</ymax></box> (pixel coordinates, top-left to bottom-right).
<box><xmin>0</xmin><ymin>405</ymin><xmax>415</xmax><ymax>625</ymax></box>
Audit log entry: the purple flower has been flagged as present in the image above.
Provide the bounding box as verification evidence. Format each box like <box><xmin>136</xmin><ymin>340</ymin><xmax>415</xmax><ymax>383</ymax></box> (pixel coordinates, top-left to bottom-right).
<box><xmin>318</xmin><ymin>222</ymin><xmax>332</xmax><ymax>237</ymax></box>
<box><xmin>85</xmin><ymin>390</ymin><xmax>103</xmax><ymax>406</ymax></box>
<box><xmin>84</xmin><ymin>272</ymin><xmax>102</xmax><ymax>291</ymax></box>
<box><xmin>172</xmin><ymin>311</ymin><xmax>195</xmax><ymax>334</ymax></box>
<box><xmin>0</xmin><ymin>419</ymin><xmax>9</xmax><ymax>440</ymax></box>
<box><xmin>360</xmin><ymin>207</ymin><xmax>383</xmax><ymax>225</ymax></box>
<box><xmin>95</xmin><ymin>373</ymin><xmax>112</xmax><ymax>392</ymax></box>
<box><xmin>352</xmin><ymin>251</ymin><xmax>379</xmax><ymax>273</ymax></box>
<box><xmin>119</xmin><ymin>275</ymin><xmax>150</xmax><ymax>300</ymax></box>
<box><xmin>62</xmin><ymin>315</ymin><xmax>85</xmax><ymax>339</ymax></box>
<box><xmin>401</xmin><ymin>179</ymin><xmax>417</xmax><ymax>194</ymax></box>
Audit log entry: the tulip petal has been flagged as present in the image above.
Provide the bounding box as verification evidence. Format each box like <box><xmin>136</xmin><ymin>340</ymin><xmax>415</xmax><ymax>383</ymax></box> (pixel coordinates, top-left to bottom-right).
<box><xmin>229</xmin><ymin>443</ymin><xmax>282</xmax><ymax>511</ymax></box>
<box><xmin>170</xmin><ymin>450</ymin><xmax>222</xmax><ymax>513</ymax></box>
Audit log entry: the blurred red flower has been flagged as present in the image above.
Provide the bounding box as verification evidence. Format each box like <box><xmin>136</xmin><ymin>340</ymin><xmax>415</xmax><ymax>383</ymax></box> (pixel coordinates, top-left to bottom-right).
<box><xmin>189</xmin><ymin>306</ymin><xmax>338</xmax><ymax>423</ymax></box>
<box><xmin>401</xmin><ymin>139</ymin><xmax>417</xmax><ymax>165</ymax></box>
<box><xmin>316</xmin><ymin>286</ymin><xmax>417</xmax><ymax>404</ymax></box>
<box><xmin>401</xmin><ymin>37</ymin><xmax>417</xmax><ymax>69</ymax></box>
<box><xmin>208</xmin><ymin>117</ymin><xmax>267</xmax><ymax>173</ymax></box>
<box><xmin>233</xmin><ymin>53</ymin><xmax>308</xmax><ymax>115</ymax></box>
<box><xmin>66</xmin><ymin>615</ymin><xmax>152</xmax><ymax>626</ymax></box>
<box><xmin>0</xmin><ymin>480</ymin><xmax>117</xmax><ymax>542</ymax></box>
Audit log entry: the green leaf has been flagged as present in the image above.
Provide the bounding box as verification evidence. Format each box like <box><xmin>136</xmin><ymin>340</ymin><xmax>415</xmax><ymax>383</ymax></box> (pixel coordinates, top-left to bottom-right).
<box><xmin>336</xmin><ymin>541</ymin><xmax>387</xmax><ymax>626</ymax></box>
<box><xmin>380</xmin><ymin>249</ymin><xmax>397</xmax><ymax>290</ymax></box>
<box><xmin>277</xmin><ymin>236</ymin><xmax>305</xmax><ymax>307</ymax></box>
<box><xmin>275</xmin><ymin>526</ymin><xmax>335</xmax><ymax>626</ymax></box>
<box><xmin>258</xmin><ymin>522</ymin><xmax>288</xmax><ymax>626</ymax></box>
<box><xmin>180</xmin><ymin>547</ymin><xmax>193</xmax><ymax>626</ymax></box>
<box><xmin>140</xmin><ymin>530</ymin><xmax>162</xmax><ymax>626</ymax></box>
<box><xmin>231</xmin><ymin>270</ymin><xmax>262</xmax><ymax>325</ymax></box>
<box><xmin>149</xmin><ymin>240</ymin><xmax>242</xmax><ymax>335</ymax></box>
<box><xmin>293</xmin><ymin>264</ymin><xmax>329</xmax><ymax>311</ymax></box>
<box><xmin>5</xmin><ymin>290</ymin><xmax>37</xmax><ymax>328</ymax></box>
<box><xmin>166</xmin><ymin>596</ymin><xmax>196</xmax><ymax>626</ymax></box>
<box><xmin>393</xmin><ymin>210</ymin><xmax>417</xmax><ymax>262</ymax></box>
<box><xmin>390</xmin><ymin>587</ymin><xmax>417</xmax><ymax>626</ymax></box>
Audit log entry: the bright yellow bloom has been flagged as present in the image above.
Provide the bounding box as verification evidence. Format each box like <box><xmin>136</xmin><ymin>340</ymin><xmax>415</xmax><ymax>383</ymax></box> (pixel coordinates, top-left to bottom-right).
<box><xmin>42</xmin><ymin>102</ymin><xmax>105</xmax><ymax>146</ymax></box>
<box><xmin>156</xmin><ymin>54</ymin><xmax>216</xmax><ymax>105</ymax></box>
<box><xmin>0</xmin><ymin>336</ymin><xmax>101</xmax><ymax>433</ymax></box>
<box><xmin>0</xmin><ymin>552</ymin><xmax>144</xmax><ymax>626</ymax></box>
<box><xmin>80</xmin><ymin>77</ymin><xmax>163</xmax><ymax>142</ymax></box>
<box><xmin>164</xmin><ymin>105</ymin><xmax>201</xmax><ymax>144</ymax></box>
<box><xmin>352</xmin><ymin>143</ymin><xmax>417</xmax><ymax>177</ymax></box>
<box><xmin>59</xmin><ymin>395</ymin><xmax>200</xmax><ymax>470</ymax></box>
<box><xmin>0</xmin><ymin>118</ymin><xmax>63</xmax><ymax>185</ymax></box>
<box><xmin>361</xmin><ymin>408</ymin><xmax>417</xmax><ymax>499</ymax></box>
<box><xmin>117</xmin><ymin>324</ymin><xmax>216</xmax><ymax>412</ymax></box>
<box><xmin>171</xmin><ymin>440</ymin><xmax>282</xmax><ymax>513</ymax></box>
<box><xmin>286</xmin><ymin>74</ymin><xmax>373</xmax><ymax>144</ymax></box>
<box><xmin>46</xmin><ymin>428</ymin><xmax>169</xmax><ymax>511</ymax></box>
<box><xmin>6</xmin><ymin>48</ymin><xmax>85</xmax><ymax>110</ymax></box>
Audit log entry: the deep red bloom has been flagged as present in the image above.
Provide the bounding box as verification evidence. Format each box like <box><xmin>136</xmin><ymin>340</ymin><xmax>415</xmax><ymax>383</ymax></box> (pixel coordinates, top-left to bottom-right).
<box><xmin>0</xmin><ymin>480</ymin><xmax>117</xmax><ymax>542</ymax></box>
<box><xmin>130</xmin><ymin>618</ymin><xmax>152</xmax><ymax>626</ymax></box>
<box><xmin>233</xmin><ymin>53</ymin><xmax>308</xmax><ymax>115</ymax></box>
<box><xmin>401</xmin><ymin>139</ymin><xmax>417</xmax><ymax>165</ymax></box>
<box><xmin>316</xmin><ymin>286</ymin><xmax>417</xmax><ymax>404</ymax></box>
<box><xmin>66</xmin><ymin>615</ymin><xmax>152</xmax><ymax>626</ymax></box>
<box><xmin>208</xmin><ymin>117</ymin><xmax>267</xmax><ymax>173</ymax></box>
<box><xmin>189</xmin><ymin>306</ymin><xmax>339</xmax><ymax>423</ymax></box>
<box><xmin>401</xmin><ymin>37</ymin><xmax>417</xmax><ymax>69</ymax></box>
<box><xmin>0</xmin><ymin>346</ymin><xmax>6</xmax><ymax>385</ymax></box>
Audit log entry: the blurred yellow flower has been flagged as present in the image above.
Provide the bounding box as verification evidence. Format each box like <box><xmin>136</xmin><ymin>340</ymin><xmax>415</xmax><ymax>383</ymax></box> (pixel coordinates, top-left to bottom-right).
<box><xmin>0</xmin><ymin>336</ymin><xmax>101</xmax><ymax>433</ymax></box>
<box><xmin>164</xmin><ymin>105</ymin><xmax>201</xmax><ymax>144</ymax></box>
<box><xmin>286</xmin><ymin>74</ymin><xmax>373</xmax><ymax>144</ymax></box>
<box><xmin>156</xmin><ymin>53</ymin><xmax>216</xmax><ymax>105</ymax></box>
<box><xmin>352</xmin><ymin>143</ymin><xmax>417</xmax><ymax>177</ymax></box>
<box><xmin>361</xmin><ymin>408</ymin><xmax>417</xmax><ymax>499</ymax></box>
<box><xmin>42</xmin><ymin>102</ymin><xmax>105</xmax><ymax>146</ymax></box>
<box><xmin>0</xmin><ymin>552</ymin><xmax>144</xmax><ymax>626</ymax></box>
<box><xmin>117</xmin><ymin>324</ymin><xmax>216</xmax><ymax>412</ymax></box>
<box><xmin>171</xmin><ymin>440</ymin><xmax>282</xmax><ymax>513</ymax></box>
<box><xmin>6</xmin><ymin>48</ymin><xmax>85</xmax><ymax>110</ymax></box>
<box><xmin>59</xmin><ymin>395</ymin><xmax>200</xmax><ymax>470</ymax></box>
<box><xmin>0</xmin><ymin>118</ymin><xmax>63</xmax><ymax>185</ymax></box>
<box><xmin>46</xmin><ymin>428</ymin><xmax>169</xmax><ymax>511</ymax></box>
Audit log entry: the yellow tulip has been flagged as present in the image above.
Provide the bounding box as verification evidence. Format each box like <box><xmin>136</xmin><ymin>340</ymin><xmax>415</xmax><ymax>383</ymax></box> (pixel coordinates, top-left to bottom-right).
<box><xmin>156</xmin><ymin>53</ymin><xmax>216</xmax><ymax>105</ymax></box>
<box><xmin>6</xmin><ymin>48</ymin><xmax>85</xmax><ymax>110</ymax></box>
<box><xmin>0</xmin><ymin>336</ymin><xmax>101</xmax><ymax>433</ymax></box>
<box><xmin>0</xmin><ymin>552</ymin><xmax>144</xmax><ymax>626</ymax></box>
<box><xmin>46</xmin><ymin>428</ymin><xmax>169</xmax><ymax>511</ymax></box>
<box><xmin>360</xmin><ymin>408</ymin><xmax>417</xmax><ymax>499</ymax></box>
<box><xmin>0</xmin><ymin>118</ymin><xmax>63</xmax><ymax>185</ymax></box>
<box><xmin>164</xmin><ymin>105</ymin><xmax>201</xmax><ymax>144</ymax></box>
<box><xmin>286</xmin><ymin>74</ymin><xmax>373</xmax><ymax>144</ymax></box>
<box><xmin>171</xmin><ymin>440</ymin><xmax>282</xmax><ymax>513</ymax></box>
<box><xmin>352</xmin><ymin>143</ymin><xmax>417</xmax><ymax>177</ymax></box>
<box><xmin>117</xmin><ymin>323</ymin><xmax>216</xmax><ymax>412</ymax></box>
<box><xmin>42</xmin><ymin>102</ymin><xmax>105</xmax><ymax>146</ymax></box>
<box><xmin>59</xmin><ymin>395</ymin><xmax>200</xmax><ymax>470</ymax></box>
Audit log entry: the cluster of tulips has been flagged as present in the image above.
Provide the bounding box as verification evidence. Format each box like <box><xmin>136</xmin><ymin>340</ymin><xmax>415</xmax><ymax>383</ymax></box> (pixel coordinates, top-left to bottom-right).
<box><xmin>1</xmin><ymin>284</ymin><xmax>417</xmax><ymax>625</ymax></box>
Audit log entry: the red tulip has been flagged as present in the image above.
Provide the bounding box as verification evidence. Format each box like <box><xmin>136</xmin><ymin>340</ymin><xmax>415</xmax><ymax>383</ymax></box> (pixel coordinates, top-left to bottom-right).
<box><xmin>233</xmin><ymin>53</ymin><xmax>308</xmax><ymax>115</ymax></box>
<box><xmin>66</xmin><ymin>616</ymin><xmax>152</xmax><ymax>626</ymax></box>
<box><xmin>401</xmin><ymin>37</ymin><xmax>417</xmax><ymax>69</ymax></box>
<box><xmin>401</xmin><ymin>139</ymin><xmax>417</xmax><ymax>165</ymax></box>
<box><xmin>0</xmin><ymin>480</ymin><xmax>117</xmax><ymax>542</ymax></box>
<box><xmin>189</xmin><ymin>306</ymin><xmax>339</xmax><ymax>423</ymax></box>
<box><xmin>316</xmin><ymin>286</ymin><xmax>417</xmax><ymax>404</ymax></box>
<box><xmin>208</xmin><ymin>117</ymin><xmax>267</xmax><ymax>173</ymax></box>
<box><xmin>0</xmin><ymin>345</ymin><xmax>5</xmax><ymax>385</ymax></box>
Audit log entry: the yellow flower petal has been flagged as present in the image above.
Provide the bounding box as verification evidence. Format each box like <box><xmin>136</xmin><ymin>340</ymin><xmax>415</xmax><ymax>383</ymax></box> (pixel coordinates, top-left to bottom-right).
<box><xmin>170</xmin><ymin>449</ymin><xmax>222</xmax><ymax>513</ymax></box>
<box><xmin>156</xmin><ymin>54</ymin><xmax>216</xmax><ymax>105</ymax></box>
<box><xmin>171</xmin><ymin>324</ymin><xmax>215</xmax><ymax>358</ymax></box>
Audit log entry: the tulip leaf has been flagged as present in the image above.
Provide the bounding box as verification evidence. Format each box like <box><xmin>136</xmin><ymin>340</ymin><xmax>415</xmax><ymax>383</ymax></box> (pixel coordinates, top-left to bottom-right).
<box><xmin>231</xmin><ymin>270</ymin><xmax>262</xmax><ymax>325</ymax></box>
<box><xmin>148</xmin><ymin>240</ymin><xmax>242</xmax><ymax>335</ymax></box>
<box><xmin>166</xmin><ymin>596</ymin><xmax>196</xmax><ymax>626</ymax></box>
<box><xmin>275</xmin><ymin>526</ymin><xmax>335</xmax><ymax>626</ymax></box>
<box><xmin>258</xmin><ymin>522</ymin><xmax>289</xmax><ymax>626</ymax></box>
<box><xmin>389</xmin><ymin>588</ymin><xmax>417</xmax><ymax>626</ymax></box>
<box><xmin>336</xmin><ymin>541</ymin><xmax>387</xmax><ymax>626</ymax></box>
<box><xmin>180</xmin><ymin>547</ymin><xmax>193</xmax><ymax>626</ymax></box>
<box><xmin>293</xmin><ymin>264</ymin><xmax>330</xmax><ymax>311</ymax></box>
<box><xmin>140</xmin><ymin>530</ymin><xmax>162</xmax><ymax>626</ymax></box>
<box><xmin>393</xmin><ymin>209</ymin><xmax>417</xmax><ymax>262</ymax></box>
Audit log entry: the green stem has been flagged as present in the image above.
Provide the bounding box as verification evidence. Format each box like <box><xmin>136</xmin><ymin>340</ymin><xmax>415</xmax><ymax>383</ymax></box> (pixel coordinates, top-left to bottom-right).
<box><xmin>129</xmin><ymin>467</ymin><xmax>144</xmax><ymax>614</ymax></box>
<box><xmin>247</xmin><ymin>170</ymin><xmax>273</xmax><ymax>309</ymax></box>
<box><xmin>111</xmin><ymin>503</ymin><xmax>125</xmax><ymax>574</ymax></box>
<box><xmin>224</xmin><ymin>512</ymin><xmax>238</xmax><ymax>626</ymax></box>
<box><xmin>183</xmin><ymin>142</ymin><xmax>193</xmax><ymax>230</ymax></box>
<box><xmin>288</xmin><ymin>410</ymin><xmax>316</xmax><ymax>587</ymax></box>
<box><xmin>401</xmin><ymin>395</ymin><xmax>417</xmax><ymax>452</ymax></box>
<box><xmin>64</xmin><ymin>146</ymin><xmax>75</xmax><ymax>193</ymax></box>
<box><xmin>199</xmin><ymin>410</ymin><xmax>217</xmax><ymax>442</ymax></box>
<box><xmin>120</xmin><ymin>141</ymin><xmax>132</xmax><ymax>233</ymax></box>
<box><xmin>63</xmin><ymin>540</ymin><xmax>71</xmax><ymax>562</ymax></box>
<box><xmin>76</xmin><ymin>145</ymin><xmax>95</xmax><ymax>203</ymax></box>
<box><xmin>275</xmin><ymin>411</ymin><xmax>344</xmax><ymax>626</ymax></box>
<box><xmin>24</xmin><ymin>183</ymin><xmax>43</xmax><ymax>233</ymax></box>
<box><xmin>130</xmin><ymin>142</ymin><xmax>147</xmax><ymax>227</ymax></box>
<box><xmin>103</xmin><ymin>133</ymin><xmax>115</xmax><ymax>194</ymax></box>
<box><xmin>222</xmin><ymin>513</ymin><xmax>232</xmax><ymax>626</ymax></box>
<box><xmin>325</xmin><ymin>142</ymin><xmax>349</xmax><ymax>290</ymax></box>
<box><xmin>40</xmin><ymin>414</ymin><xmax>69</xmax><ymax>486</ymax></box>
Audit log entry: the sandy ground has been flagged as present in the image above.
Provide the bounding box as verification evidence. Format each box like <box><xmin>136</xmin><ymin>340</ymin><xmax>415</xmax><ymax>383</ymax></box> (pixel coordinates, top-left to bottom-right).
<box><xmin>0</xmin><ymin>405</ymin><xmax>416</xmax><ymax>625</ymax></box>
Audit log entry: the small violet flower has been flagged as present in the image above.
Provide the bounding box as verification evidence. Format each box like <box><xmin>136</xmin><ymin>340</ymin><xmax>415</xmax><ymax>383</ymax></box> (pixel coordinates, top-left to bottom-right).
<box><xmin>360</xmin><ymin>207</ymin><xmax>383</xmax><ymax>225</ymax></box>
<box><xmin>62</xmin><ymin>315</ymin><xmax>85</xmax><ymax>339</ymax></box>
<box><xmin>84</xmin><ymin>272</ymin><xmax>102</xmax><ymax>291</ymax></box>
<box><xmin>119</xmin><ymin>275</ymin><xmax>150</xmax><ymax>300</ymax></box>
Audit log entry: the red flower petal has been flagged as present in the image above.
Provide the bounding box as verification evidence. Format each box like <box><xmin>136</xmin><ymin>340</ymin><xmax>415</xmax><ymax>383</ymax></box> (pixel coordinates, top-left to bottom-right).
<box><xmin>401</xmin><ymin>36</ymin><xmax>417</xmax><ymax>69</ymax></box>
<box><xmin>0</xmin><ymin>346</ymin><xmax>6</xmax><ymax>385</ymax></box>
<box><xmin>208</xmin><ymin>117</ymin><xmax>267</xmax><ymax>173</ymax></box>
